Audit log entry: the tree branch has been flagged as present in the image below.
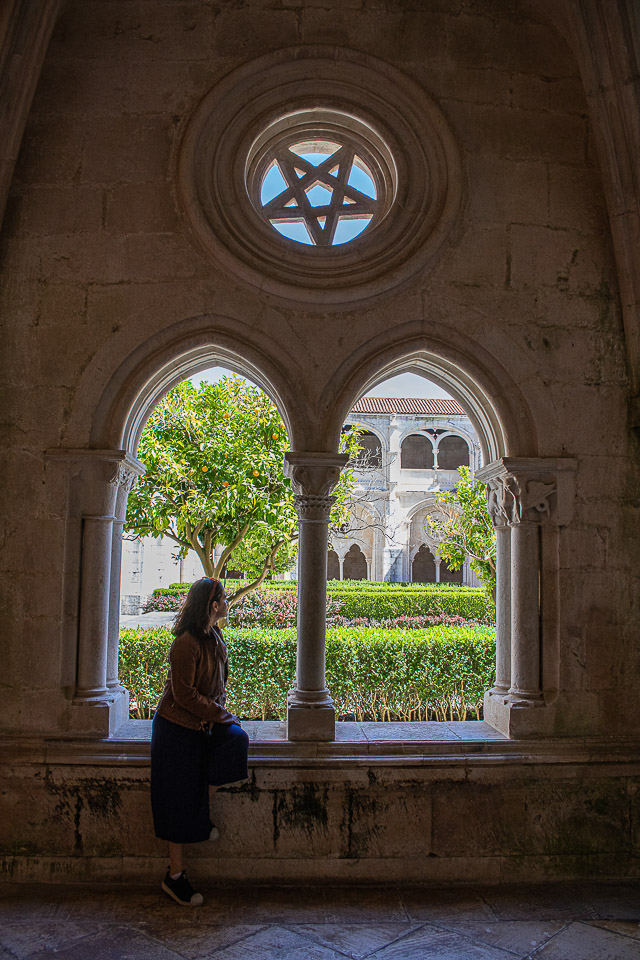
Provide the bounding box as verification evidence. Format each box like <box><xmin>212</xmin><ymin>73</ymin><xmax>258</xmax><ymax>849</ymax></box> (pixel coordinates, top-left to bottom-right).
<box><xmin>213</xmin><ymin>521</ymin><xmax>251</xmax><ymax>578</ymax></box>
<box><xmin>229</xmin><ymin>539</ymin><xmax>286</xmax><ymax>606</ymax></box>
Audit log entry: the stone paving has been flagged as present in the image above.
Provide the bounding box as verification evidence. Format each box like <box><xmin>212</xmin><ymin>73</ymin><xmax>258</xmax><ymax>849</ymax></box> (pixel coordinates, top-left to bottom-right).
<box><xmin>0</xmin><ymin>881</ymin><xmax>638</xmax><ymax>959</ymax></box>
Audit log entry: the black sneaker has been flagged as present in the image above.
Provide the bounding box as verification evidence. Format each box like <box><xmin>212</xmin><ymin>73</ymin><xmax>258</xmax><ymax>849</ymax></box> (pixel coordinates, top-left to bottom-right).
<box><xmin>161</xmin><ymin>869</ymin><xmax>203</xmax><ymax>906</ymax></box>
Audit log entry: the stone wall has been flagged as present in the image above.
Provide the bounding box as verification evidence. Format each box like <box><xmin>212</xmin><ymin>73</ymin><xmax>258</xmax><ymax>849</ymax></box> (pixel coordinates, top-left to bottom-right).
<box><xmin>1</xmin><ymin>0</ymin><xmax>639</xmax><ymax>882</ymax></box>
<box><xmin>2</xmin><ymin>732</ymin><xmax>638</xmax><ymax>884</ymax></box>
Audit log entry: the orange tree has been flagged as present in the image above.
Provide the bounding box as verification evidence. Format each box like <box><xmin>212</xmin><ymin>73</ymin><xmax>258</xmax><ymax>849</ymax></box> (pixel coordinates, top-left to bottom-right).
<box><xmin>125</xmin><ymin>375</ymin><xmax>361</xmax><ymax>604</ymax></box>
<box><xmin>425</xmin><ymin>466</ymin><xmax>496</xmax><ymax>603</ymax></box>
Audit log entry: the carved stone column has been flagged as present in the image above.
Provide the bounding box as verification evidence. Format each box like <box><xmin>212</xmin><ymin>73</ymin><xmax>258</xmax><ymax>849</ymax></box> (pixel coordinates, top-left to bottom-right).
<box><xmin>45</xmin><ymin>449</ymin><xmax>145</xmax><ymax>736</ymax></box>
<box><xmin>477</xmin><ymin>458</ymin><xmax>576</xmax><ymax>738</ymax></box>
<box><xmin>484</xmin><ymin>481</ymin><xmax>513</xmax><ymax>699</ymax></box>
<box><xmin>107</xmin><ymin>462</ymin><xmax>145</xmax><ymax>693</ymax></box>
<box><xmin>76</xmin><ymin>514</ymin><xmax>115</xmax><ymax>699</ymax></box>
<box><xmin>284</xmin><ymin>452</ymin><xmax>348</xmax><ymax>741</ymax></box>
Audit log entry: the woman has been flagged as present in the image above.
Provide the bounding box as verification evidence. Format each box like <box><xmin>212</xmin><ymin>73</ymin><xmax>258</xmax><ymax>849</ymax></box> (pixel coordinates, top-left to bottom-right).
<box><xmin>151</xmin><ymin>577</ymin><xmax>249</xmax><ymax>906</ymax></box>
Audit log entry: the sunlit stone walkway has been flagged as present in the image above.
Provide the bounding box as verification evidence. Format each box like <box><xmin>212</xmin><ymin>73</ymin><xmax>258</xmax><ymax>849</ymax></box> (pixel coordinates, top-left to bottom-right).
<box><xmin>0</xmin><ymin>881</ymin><xmax>638</xmax><ymax>959</ymax></box>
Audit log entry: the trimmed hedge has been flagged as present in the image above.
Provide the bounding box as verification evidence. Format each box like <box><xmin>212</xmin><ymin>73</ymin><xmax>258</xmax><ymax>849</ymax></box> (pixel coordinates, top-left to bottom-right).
<box><xmin>119</xmin><ymin>624</ymin><xmax>496</xmax><ymax>722</ymax></box>
<box><xmin>153</xmin><ymin>580</ymin><xmax>479</xmax><ymax>597</ymax></box>
<box><xmin>146</xmin><ymin>583</ymin><xmax>494</xmax><ymax>622</ymax></box>
<box><xmin>330</xmin><ymin>589</ymin><xmax>491</xmax><ymax>620</ymax></box>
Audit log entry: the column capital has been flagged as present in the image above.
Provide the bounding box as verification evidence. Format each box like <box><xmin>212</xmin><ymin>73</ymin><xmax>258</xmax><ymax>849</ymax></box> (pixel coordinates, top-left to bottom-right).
<box><xmin>477</xmin><ymin>457</ymin><xmax>577</xmax><ymax>527</ymax></box>
<box><xmin>284</xmin><ymin>451</ymin><xmax>349</xmax><ymax>498</ymax></box>
<box><xmin>46</xmin><ymin>449</ymin><xmax>146</xmax><ymax>518</ymax></box>
<box><xmin>293</xmin><ymin>494</ymin><xmax>335</xmax><ymax>524</ymax></box>
<box><xmin>45</xmin><ymin>448</ymin><xmax>146</xmax><ymax>478</ymax></box>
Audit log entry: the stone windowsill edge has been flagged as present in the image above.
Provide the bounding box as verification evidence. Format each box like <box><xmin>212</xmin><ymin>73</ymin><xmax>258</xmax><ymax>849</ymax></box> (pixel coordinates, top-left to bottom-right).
<box><xmin>2</xmin><ymin>733</ymin><xmax>640</xmax><ymax>769</ymax></box>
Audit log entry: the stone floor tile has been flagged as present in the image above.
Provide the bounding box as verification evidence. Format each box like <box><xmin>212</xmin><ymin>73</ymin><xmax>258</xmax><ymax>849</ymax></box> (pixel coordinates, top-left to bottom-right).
<box><xmin>290</xmin><ymin>921</ymin><xmax>419</xmax><ymax>959</ymax></box>
<box><xmin>0</xmin><ymin>918</ymin><xmax>105</xmax><ymax>959</ymax></box>
<box><xmin>432</xmin><ymin>919</ymin><xmax>566</xmax><ymax>956</ymax></box>
<box><xmin>590</xmin><ymin>919</ymin><xmax>640</xmax><ymax>940</ymax></box>
<box><xmin>24</xmin><ymin>925</ymin><xmax>186</xmax><ymax>960</ymax></box>
<box><xmin>365</xmin><ymin>923</ymin><xmax>516</xmax><ymax>959</ymax></box>
<box><xmin>362</xmin><ymin>723</ymin><xmax>461</xmax><ymax>742</ymax></box>
<box><xmin>207</xmin><ymin>925</ymin><xmax>349</xmax><ymax>959</ymax></box>
<box><xmin>323</xmin><ymin>886</ymin><xmax>409</xmax><ymax>922</ymax></box>
<box><xmin>533</xmin><ymin>920</ymin><xmax>640</xmax><ymax>958</ymax></box>
<box><xmin>250</xmin><ymin>721</ymin><xmax>287</xmax><ymax>740</ymax></box>
<box><xmin>64</xmin><ymin>887</ymin><xmax>225</xmax><ymax>924</ymax></box>
<box><xmin>573</xmin><ymin>881</ymin><xmax>640</xmax><ymax>920</ymax></box>
<box><xmin>220</xmin><ymin>885</ymin><xmax>330</xmax><ymax>923</ymax></box>
<box><xmin>400</xmin><ymin>886</ymin><xmax>496</xmax><ymax>922</ymax></box>
<box><xmin>334</xmin><ymin>723</ymin><xmax>368</xmax><ymax>742</ymax></box>
<box><xmin>448</xmin><ymin>723</ymin><xmax>508</xmax><ymax>741</ymax></box>
<box><xmin>0</xmin><ymin>886</ymin><xmax>79</xmax><ymax>921</ymax></box>
<box><xmin>480</xmin><ymin>883</ymin><xmax>595</xmax><ymax>921</ymax></box>
<box><xmin>136</xmin><ymin>920</ymin><xmax>270</xmax><ymax>958</ymax></box>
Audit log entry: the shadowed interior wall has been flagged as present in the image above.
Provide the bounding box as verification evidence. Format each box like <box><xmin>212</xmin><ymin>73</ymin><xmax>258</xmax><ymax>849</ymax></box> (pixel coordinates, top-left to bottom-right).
<box><xmin>0</xmin><ymin>0</ymin><xmax>639</xmax><ymax>883</ymax></box>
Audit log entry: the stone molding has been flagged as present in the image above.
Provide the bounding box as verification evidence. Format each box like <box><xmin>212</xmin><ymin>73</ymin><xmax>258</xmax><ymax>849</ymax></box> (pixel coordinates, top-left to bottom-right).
<box><xmin>46</xmin><ymin>448</ymin><xmax>145</xmax><ymax>517</ymax></box>
<box><xmin>477</xmin><ymin>458</ymin><xmax>577</xmax><ymax>528</ymax></box>
<box><xmin>284</xmin><ymin>451</ymin><xmax>349</xmax><ymax>498</ymax></box>
<box><xmin>178</xmin><ymin>45</ymin><xmax>462</xmax><ymax>305</ymax></box>
<box><xmin>0</xmin><ymin>0</ymin><xmax>64</xmax><ymax>230</ymax></box>
<box><xmin>293</xmin><ymin>495</ymin><xmax>335</xmax><ymax>524</ymax></box>
<box><xmin>287</xmin><ymin>686</ymin><xmax>334</xmax><ymax>710</ymax></box>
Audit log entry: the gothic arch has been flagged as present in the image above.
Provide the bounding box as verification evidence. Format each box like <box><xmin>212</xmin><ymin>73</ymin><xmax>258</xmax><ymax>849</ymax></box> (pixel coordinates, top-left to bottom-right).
<box><xmin>86</xmin><ymin>315</ymin><xmax>305</xmax><ymax>455</ymax></box>
<box><xmin>435</xmin><ymin>433</ymin><xmax>471</xmax><ymax>470</ymax></box>
<box><xmin>322</xmin><ymin>324</ymin><xmax>541</xmax><ymax>462</ymax></box>
<box><xmin>343</xmin><ymin>420</ymin><xmax>386</xmax><ymax>468</ymax></box>
<box><xmin>400</xmin><ymin>433</ymin><xmax>435</xmax><ymax>469</ymax></box>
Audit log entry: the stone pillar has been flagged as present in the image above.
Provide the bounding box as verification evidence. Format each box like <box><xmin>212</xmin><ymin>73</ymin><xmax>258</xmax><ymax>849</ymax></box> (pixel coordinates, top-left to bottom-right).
<box><xmin>434</xmin><ymin>557</ymin><xmax>441</xmax><ymax>583</ymax></box>
<box><xmin>510</xmin><ymin>521</ymin><xmax>542</xmax><ymax>702</ymax></box>
<box><xmin>107</xmin><ymin>463</ymin><xmax>144</xmax><ymax>691</ymax></box>
<box><xmin>477</xmin><ymin>458</ymin><xmax>576</xmax><ymax>738</ymax></box>
<box><xmin>45</xmin><ymin>449</ymin><xmax>145</xmax><ymax>736</ymax></box>
<box><xmin>284</xmin><ymin>452</ymin><xmax>348</xmax><ymax>741</ymax></box>
<box><xmin>492</xmin><ymin>524</ymin><xmax>512</xmax><ymax>696</ymax></box>
<box><xmin>76</xmin><ymin>515</ymin><xmax>115</xmax><ymax>699</ymax></box>
<box><xmin>338</xmin><ymin>557</ymin><xmax>344</xmax><ymax>580</ymax></box>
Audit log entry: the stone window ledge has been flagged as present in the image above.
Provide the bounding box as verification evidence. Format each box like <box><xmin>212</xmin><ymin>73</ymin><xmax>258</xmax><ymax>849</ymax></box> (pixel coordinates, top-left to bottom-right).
<box><xmin>3</xmin><ymin>723</ymin><xmax>640</xmax><ymax>770</ymax></box>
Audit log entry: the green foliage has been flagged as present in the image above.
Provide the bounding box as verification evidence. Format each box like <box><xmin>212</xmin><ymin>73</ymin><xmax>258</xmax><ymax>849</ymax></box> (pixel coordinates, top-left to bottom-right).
<box><xmin>327</xmin><ymin>587</ymin><xmax>492</xmax><ymax>621</ymax></box>
<box><xmin>143</xmin><ymin>582</ymin><xmax>494</xmax><ymax>620</ymax></box>
<box><xmin>118</xmin><ymin>627</ymin><xmax>173</xmax><ymax>719</ymax></box>
<box><xmin>119</xmin><ymin>625</ymin><xmax>496</xmax><ymax>722</ymax></box>
<box><xmin>427</xmin><ymin>466</ymin><xmax>497</xmax><ymax>600</ymax></box>
<box><xmin>125</xmin><ymin>375</ymin><xmax>361</xmax><ymax>603</ymax></box>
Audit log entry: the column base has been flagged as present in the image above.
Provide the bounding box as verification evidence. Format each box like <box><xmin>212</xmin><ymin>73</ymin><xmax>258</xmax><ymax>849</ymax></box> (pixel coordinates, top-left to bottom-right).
<box><xmin>287</xmin><ymin>702</ymin><xmax>336</xmax><ymax>741</ymax></box>
<box><xmin>69</xmin><ymin>686</ymin><xmax>130</xmax><ymax>737</ymax></box>
<box><xmin>483</xmin><ymin>690</ymin><xmax>556</xmax><ymax>739</ymax></box>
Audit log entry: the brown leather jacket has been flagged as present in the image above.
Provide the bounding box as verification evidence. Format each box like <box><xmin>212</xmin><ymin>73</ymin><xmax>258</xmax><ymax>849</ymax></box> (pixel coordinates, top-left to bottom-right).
<box><xmin>155</xmin><ymin>626</ymin><xmax>235</xmax><ymax>730</ymax></box>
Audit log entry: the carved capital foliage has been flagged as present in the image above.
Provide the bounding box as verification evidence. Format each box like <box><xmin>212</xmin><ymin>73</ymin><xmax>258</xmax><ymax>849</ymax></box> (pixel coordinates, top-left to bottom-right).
<box><xmin>45</xmin><ymin>449</ymin><xmax>146</xmax><ymax>519</ymax></box>
<box><xmin>293</xmin><ymin>494</ymin><xmax>336</xmax><ymax>524</ymax></box>
<box><xmin>284</xmin><ymin>452</ymin><xmax>349</xmax><ymax>498</ymax></box>
<box><xmin>478</xmin><ymin>458</ymin><xmax>577</xmax><ymax>529</ymax></box>
<box><xmin>110</xmin><ymin>463</ymin><xmax>139</xmax><ymax>494</ymax></box>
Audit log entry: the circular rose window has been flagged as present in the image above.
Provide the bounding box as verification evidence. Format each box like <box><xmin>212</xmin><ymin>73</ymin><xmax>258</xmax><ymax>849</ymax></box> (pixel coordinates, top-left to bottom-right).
<box><xmin>179</xmin><ymin>47</ymin><xmax>462</xmax><ymax>304</ymax></box>
<box><xmin>246</xmin><ymin>112</ymin><xmax>395</xmax><ymax>247</ymax></box>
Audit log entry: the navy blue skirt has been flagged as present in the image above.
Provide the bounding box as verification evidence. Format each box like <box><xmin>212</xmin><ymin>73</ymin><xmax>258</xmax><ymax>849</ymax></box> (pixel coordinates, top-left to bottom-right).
<box><xmin>151</xmin><ymin>714</ymin><xmax>249</xmax><ymax>844</ymax></box>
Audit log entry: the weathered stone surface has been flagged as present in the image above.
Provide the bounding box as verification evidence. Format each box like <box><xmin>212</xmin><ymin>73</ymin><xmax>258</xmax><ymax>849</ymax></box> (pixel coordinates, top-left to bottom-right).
<box><xmin>0</xmin><ymin>0</ymin><xmax>639</xmax><ymax>884</ymax></box>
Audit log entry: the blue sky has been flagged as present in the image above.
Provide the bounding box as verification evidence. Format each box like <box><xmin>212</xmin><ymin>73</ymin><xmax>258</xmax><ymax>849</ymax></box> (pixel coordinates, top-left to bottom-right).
<box><xmin>190</xmin><ymin>368</ymin><xmax>454</xmax><ymax>400</ymax></box>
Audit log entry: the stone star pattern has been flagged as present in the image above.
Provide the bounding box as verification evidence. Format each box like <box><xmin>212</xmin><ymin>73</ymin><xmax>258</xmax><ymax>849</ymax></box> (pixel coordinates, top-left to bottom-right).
<box><xmin>262</xmin><ymin>145</ymin><xmax>377</xmax><ymax>246</ymax></box>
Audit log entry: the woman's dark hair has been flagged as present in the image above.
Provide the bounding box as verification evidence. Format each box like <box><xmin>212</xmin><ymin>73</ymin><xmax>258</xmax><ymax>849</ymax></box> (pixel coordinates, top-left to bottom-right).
<box><xmin>173</xmin><ymin>577</ymin><xmax>224</xmax><ymax>639</ymax></box>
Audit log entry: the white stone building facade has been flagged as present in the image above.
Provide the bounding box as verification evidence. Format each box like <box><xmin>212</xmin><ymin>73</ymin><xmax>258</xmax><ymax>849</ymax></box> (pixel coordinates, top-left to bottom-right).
<box><xmin>330</xmin><ymin>397</ymin><xmax>482</xmax><ymax>585</ymax></box>
<box><xmin>121</xmin><ymin>395</ymin><xmax>482</xmax><ymax>610</ymax></box>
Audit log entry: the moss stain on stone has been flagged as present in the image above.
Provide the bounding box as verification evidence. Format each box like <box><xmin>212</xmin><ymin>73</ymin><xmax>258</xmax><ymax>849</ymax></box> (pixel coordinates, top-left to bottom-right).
<box><xmin>342</xmin><ymin>786</ymin><xmax>379</xmax><ymax>859</ymax></box>
<box><xmin>43</xmin><ymin>771</ymin><xmax>125</xmax><ymax>857</ymax></box>
<box><xmin>272</xmin><ymin>783</ymin><xmax>329</xmax><ymax>850</ymax></box>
